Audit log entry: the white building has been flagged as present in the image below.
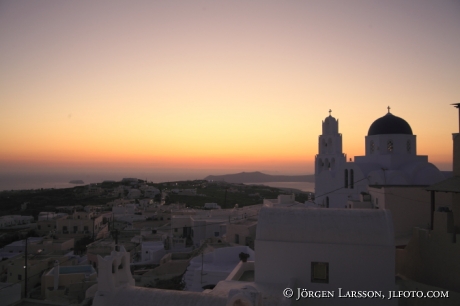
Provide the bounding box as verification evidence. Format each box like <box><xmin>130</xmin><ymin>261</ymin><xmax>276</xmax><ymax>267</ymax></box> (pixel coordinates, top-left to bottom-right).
<box><xmin>38</xmin><ymin>212</ymin><xmax>59</xmax><ymax>221</ymax></box>
<box><xmin>204</xmin><ymin>203</ymin><xmax>221</xmax><ymax>209</ymax></box>
<box><xmin>255</xmin><ymin>207</ymin><xmax>395</xmax><ymax>303</ymax></box>
<box><xmin>138</xmin><ymin>237</ymin><xmax>192</xmax><ymax>265</ymax></box>
<box><xmin>226</xmin><ymin>218</ymin><xmax>258</xmax><ymax>249</ymax></box>
<box><xmin>0</xmin><ymin>215</ymin><xmax>34</xmax><ymax>229</ymax></box>
<box><xmin>190</xmin><ymin>217</ymin><xmax>228</xmax><ymax>247</ymax></box>
<box><xmin>41</xmin><ymin>262</ymin><xmax>97</xmax><ymax>300</ymax></box>
<box><xmin>112</xmin><ymin>202</ymin><xmax>149</xmax><ymax>223</ymax></box>
<box><xmin>183</xmin><ymin>246</ymin><xmax>255</xmax><ymax>292</ymax></box>
<box><xmin>112</xmin><ymin>204</ymin><xmax>137</xmax><ymax>215</ymax></box>
<box><xmin>171</xmin><ymin>205</ymin><xmax>262</xmax><ymax>247</ymax></box>
<box><xmin>144</xmin><ymin>187</ymin><xmax>160</xmax><ymax>198</ymax></box>
<box><xmin>0</xmin><ymin>237</ymin><xmax>44</xmax><ymax>259</ymax></box>
<box><xmin>127</xmin><ymin>189</ymin><xmax>142</xmax><ymax>199</ymax></box>
<box><xmin>0</xmin><ymin>282</ymin><xmax>21</xmax><ymax>305</ymax></box>
<box><xmin>315</xmin><ymin>109</ymin><xmax>445</xmax><ymax>208</ymax></box>
<box><xmin>140</xmin><ymin>241</ymin><xmax>166</xmax><ymax>263</ymax></box>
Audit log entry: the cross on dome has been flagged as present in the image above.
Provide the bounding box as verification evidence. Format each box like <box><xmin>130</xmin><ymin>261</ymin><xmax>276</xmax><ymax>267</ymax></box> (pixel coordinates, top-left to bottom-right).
<box><xmin>387</xmin><ymin>106</ymin><xmax>391</xmax><ymax>114</ymax></box>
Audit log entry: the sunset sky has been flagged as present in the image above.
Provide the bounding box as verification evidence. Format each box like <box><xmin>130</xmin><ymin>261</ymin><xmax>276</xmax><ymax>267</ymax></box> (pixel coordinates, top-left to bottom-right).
<box><xmin>1</xmin><ymin>0</ymin><xmax>459</xmax><ymax>178</ymax></box>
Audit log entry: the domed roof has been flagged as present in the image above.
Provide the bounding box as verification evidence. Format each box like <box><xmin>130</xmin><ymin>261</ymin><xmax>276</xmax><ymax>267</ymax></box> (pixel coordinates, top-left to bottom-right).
<box><xmin>368</xmin><ymin>113</ymin><xmax>413</xmax><ymax>136</ymax></box>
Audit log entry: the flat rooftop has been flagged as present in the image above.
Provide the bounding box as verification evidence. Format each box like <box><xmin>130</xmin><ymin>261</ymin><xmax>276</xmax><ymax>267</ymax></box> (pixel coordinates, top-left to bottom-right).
<box><xmin>48</xmin><ymin>265</ymin><xmax>96</xmax><ymax>275</ymax></box>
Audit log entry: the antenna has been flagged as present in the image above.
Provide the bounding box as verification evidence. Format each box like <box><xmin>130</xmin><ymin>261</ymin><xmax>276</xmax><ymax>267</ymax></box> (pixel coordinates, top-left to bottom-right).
<box><xmin>452</xmin><ymin>103</ymin><xmax>460</xmax><ymax>132</ymax></box>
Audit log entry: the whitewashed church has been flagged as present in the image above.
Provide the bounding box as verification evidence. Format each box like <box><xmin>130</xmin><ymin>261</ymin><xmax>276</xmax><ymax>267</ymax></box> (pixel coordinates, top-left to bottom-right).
<box><xmin>315</xmin><ymin>108</ymin><xmax>445</xmax><ymax>208</ymax></box>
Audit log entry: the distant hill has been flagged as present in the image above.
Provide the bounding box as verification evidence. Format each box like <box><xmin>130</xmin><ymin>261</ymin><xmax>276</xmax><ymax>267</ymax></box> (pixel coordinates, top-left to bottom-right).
<box><xmin>204</xmin><ymin>171</ymin><xmax>315</xmax><ymax>183</ymax></box>
<box><xmin>69</xmin><ymin>180</ymin><xmax>84</xmax><ymax>184</ymax></box>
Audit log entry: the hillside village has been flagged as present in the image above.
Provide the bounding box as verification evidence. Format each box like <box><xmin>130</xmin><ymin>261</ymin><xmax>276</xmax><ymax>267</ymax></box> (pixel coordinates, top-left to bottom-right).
<box><xmin>0</xmin><ymin>178</ymin><xmax>311</xmax><ymax>305</ymax></box>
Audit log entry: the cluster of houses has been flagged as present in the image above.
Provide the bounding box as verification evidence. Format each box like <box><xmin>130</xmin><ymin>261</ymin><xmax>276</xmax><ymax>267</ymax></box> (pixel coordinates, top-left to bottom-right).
<box><xmin>0</xmin><ymin>215</ymin><xmax>34</xmax><ymax>230</ymax></box>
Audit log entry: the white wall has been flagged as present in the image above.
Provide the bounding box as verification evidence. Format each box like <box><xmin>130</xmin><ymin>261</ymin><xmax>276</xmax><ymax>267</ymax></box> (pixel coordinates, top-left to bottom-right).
<box><xmin>256</xmin><ymin>240</ymin><xmax>395</xmax><ymax>306</ymax></box>
<box><xmin>0</xmin><ymin>282</ymin><xmax>21</xmax><ymax>306</ymax></box>
<box><xmin>141</xmin><ymin>241</ymin><xmax>166</xmax><ymax>263</ymax></box>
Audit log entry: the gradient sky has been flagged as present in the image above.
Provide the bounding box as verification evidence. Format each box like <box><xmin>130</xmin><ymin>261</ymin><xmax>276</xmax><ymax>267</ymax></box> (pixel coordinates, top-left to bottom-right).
<box><xmin>1</xmin><ymin>0</ymin><xmax>459</xmax><ymax>176</ymax></box>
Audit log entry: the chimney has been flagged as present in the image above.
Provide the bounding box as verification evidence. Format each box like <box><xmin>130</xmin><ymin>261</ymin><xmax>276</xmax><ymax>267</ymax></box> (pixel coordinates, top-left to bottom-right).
<box><xmin>451</xmin><ymin>103</ymin><xmax>460</xmax><ymax>234</ymax></box>
<box><xmin>453</xmin><ymin>103</ymin><xmax>460</xmax><ymax>176</ymax></box>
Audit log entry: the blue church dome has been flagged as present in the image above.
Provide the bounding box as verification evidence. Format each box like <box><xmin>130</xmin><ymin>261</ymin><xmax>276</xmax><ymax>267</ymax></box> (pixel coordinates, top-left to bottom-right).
<box><xmin>368</xmin><ymin>113</ymin><xmax>413</xmax><ymax>136</ymax></box>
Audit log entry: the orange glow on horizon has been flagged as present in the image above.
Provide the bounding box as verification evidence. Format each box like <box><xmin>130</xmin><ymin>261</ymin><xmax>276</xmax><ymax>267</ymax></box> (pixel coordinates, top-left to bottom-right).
<box><xmin>1</xmin><ymin>1</ymin><xmax>458</xmax><ymax>177</ymax></box>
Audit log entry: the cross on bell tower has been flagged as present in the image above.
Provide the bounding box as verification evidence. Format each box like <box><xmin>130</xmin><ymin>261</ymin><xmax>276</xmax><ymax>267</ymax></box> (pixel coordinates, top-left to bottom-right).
<box><xmin>329</xmin><ymin>109</ymin><xmax>332</xmax><ymax>116</ymax></box>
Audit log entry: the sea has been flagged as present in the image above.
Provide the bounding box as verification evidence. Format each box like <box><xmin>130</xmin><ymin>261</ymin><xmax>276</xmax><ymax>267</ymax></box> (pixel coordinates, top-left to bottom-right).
<box><xmin>0</xmin><ymin>171</ymin><xmax>315</xmax><ymax>192</ymax></box>
<box><xmin>246</xmin><ymin>182</ymin><xmax>315</xmax><ymax>193</ymax></box>
<box><xmin>0</xmin><ymin>171</ymin><xmax>203</xmax><ymax>191</ymax></box>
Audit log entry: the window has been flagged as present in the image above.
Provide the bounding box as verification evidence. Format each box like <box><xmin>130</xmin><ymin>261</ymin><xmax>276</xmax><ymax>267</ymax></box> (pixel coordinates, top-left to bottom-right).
<box><xmin>350</xmin><ymin>169</ymin><xmax>354</xmax><ymax>189</ymax></box>
<box><xmin>235</xmin><ymin>234</ymin><xmax>240</xmax><ymax>244</ymax></box>
<box><xmin>326</xmin><ymin>197</ymin><xmax>329</xmax><ymax>208</ymax></box>
<box><xmin>183</xmin><ymin>227</ymin><xmax>191</xmax><ymax>237</ymax></box>
<box><xmin>38</xmin><ymin>225</ymin><xmax>41</xmax><ymax>230</ymax></box>
<box><xmin>387</xmin><ymin>140</ymin><xmax>393</xmax><ymax>152</ymax></box>
<box><xmin>344</xmin><ymin>169</ymin><xmax>348</xmax><ymax>188</ymax></box>
<box><xmin>18</xmin><ymin>274</ymin><xmax>22</xmax><ymax>280</ymax></box>
<box><xmin>311</xmin><ymin>262</ymin><xmax>329</xmax><ymax>283</ymax></box>
<box><xmin>84</xmin><ymin>226</ymin><xmax>88</xmax><ymax>231</ymax></box>
<box><xmin>214</xmin><ymin>232</ymin><xmax>219</xmax><ymax>237</ymax></box>
<box><xmin>174</xmin><ymin>228</ymin><xmax>178</xmax><ymax>233</ymax></box>
<box><xmin>370</xmin><ymin>140</ymin><xmax>375</xmax><ymax>153</ymax></box>
<box><xmin>73</xmin><ymin>226</ymin><xmax>78</xmax><ymax>233</ymax></box>
<box><xmin>406</xmin><ymin>140</ymin><xmax>411</xmax><ymax>153</ymax></box>
<box><xmin>318</xmin><ymin>159</ymin><xmax>323</xmax><ymax>170</ymax></box>
<box><xmin>245</xmin><ymin>237</ymin><xmax>253</xmax><ymax>248</ymax></box>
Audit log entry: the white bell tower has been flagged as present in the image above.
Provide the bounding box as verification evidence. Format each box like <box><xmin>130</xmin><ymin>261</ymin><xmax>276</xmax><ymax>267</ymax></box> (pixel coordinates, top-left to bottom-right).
<box><xmin>315</xmin><ymin>110</ymin><xmax>346</xmax><ymax>206</ymax></box>
<box><xmin>315</xmin><ymin>110</ymin><xmax>346</xmax><ymax>173</ymax></box>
